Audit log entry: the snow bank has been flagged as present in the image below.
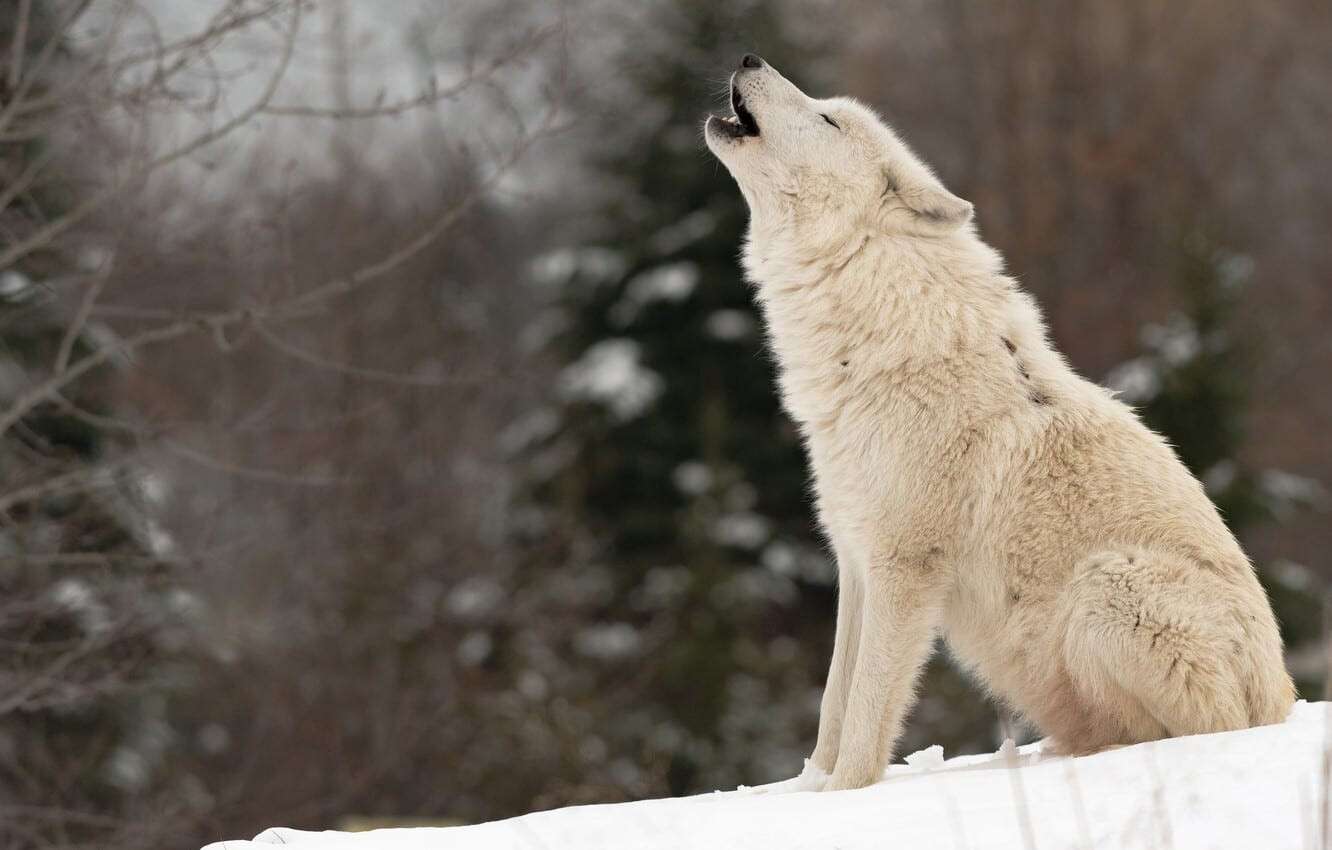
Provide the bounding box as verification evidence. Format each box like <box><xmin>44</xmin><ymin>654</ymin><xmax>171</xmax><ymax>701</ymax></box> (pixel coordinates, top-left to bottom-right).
<box><xmin>205</xmin><ymin>701</ymin><xmax>1329</xmax><ymax>850</ymax></box>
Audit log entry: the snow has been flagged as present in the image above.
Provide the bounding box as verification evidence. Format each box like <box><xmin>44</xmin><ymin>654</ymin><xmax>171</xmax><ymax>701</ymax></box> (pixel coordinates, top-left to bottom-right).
<box><xmin>573</xmin><ymin>622</ymin><xmax>642</xmax><ymax>660</ymax></box>
<box><xmin>203</xmin><ymin>701</ymin><xmax>1330</xmax><ymax>850</ymax></box>
<box><xmin>1141</xmin><ymin>316</ymin><xmax>1203</xmax><ymax>366</ymax></box>
<box><xmin>672</xmin><ymin>460</ymin><xmax>714</xmax><ymax>495</ymax></box>
<box><xmin>648</xmin><ymin>211</ymin><xmax>718</xmax><ymax>255</ymax></box>
<box><xmin>530</xmin><ymin>248</ymin><xmax>628</xmax><ymax>289</ymax></box>
<box><xmin>705</xmin><ymin>309</ymin><xmax>757</xmax><ymax>341</ymax></box>
<box><xmin>711</xmin><ymin>511</ymin><xmax>773</xmax><ymax>549</ymax></box>
<box><xmin>903</xmin><ymin>743</ymin><xmax>946</xmax><ymax>770</ymax></box>
<box><xmin>446</xmin><ymin>578</ymin><xmax>504</xmax><ymax>620</ymax></box>
<box><xmin>558</xmin><ymin>339</ymin><xmax>663</xmax><ymax>420</ymax></box>
<box><xmin>1260</xmin><ymin>470</ymin><xmax>1327</xmax><ymax>516</ymax></box>
<box><xmin>760</xmin><ymin>541</ymin><xmax>835</xmax><ymax>584</ymax></box>
<box><xmin>1104</xmin><ymin>356</ymin><xmax>1160</xmax><ymax>403</ymax></box>
<box><xmin>50</xmin><ymin>579</ymin><xmax>110</xmax><ymax>635</ymax></box>
<box><xmin>455</xmin><ymin>632</ymin><xmax>493</xmax><ymax>667</ymax></box>
<box><xmin>0</xmin><ymin>269</ymin><xmax>33</xmax><ymax>300</ymax></box>
<box><xmin>609</xmin><ymin>262</ymin><xmax>700</xmax><ymax>325</ymax></box>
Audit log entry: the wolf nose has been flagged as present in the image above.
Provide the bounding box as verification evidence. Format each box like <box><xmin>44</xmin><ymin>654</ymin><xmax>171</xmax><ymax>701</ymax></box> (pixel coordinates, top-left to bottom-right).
<box><xmin>740</xmin><ymin>54</ymin><xmax>763</xmax><ymax>70</ymax></box>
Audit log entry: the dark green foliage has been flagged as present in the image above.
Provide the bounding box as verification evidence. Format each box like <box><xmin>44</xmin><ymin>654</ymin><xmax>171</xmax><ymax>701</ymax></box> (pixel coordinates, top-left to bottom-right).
<box><xmin>519</xmin><ymin>0</ymin><xmax>997</xmax><ymax>798</ymax></box>
<box><xmin>1134</xmin><ymin>236</ymin><xmax>1262</xmax><ymax>526</ymax></box>
<box><xmin>520</xmin><ymin>0</ymin><xmax>824</xmax><ymax>796</ymax></box>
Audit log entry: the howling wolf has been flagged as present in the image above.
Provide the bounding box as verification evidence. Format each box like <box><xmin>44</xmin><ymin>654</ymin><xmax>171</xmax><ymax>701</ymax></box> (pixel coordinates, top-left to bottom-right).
<box><xmin>704</xmin><ymin>54</ymin><xmax>1294</xmax><ymax>792</ymax></box>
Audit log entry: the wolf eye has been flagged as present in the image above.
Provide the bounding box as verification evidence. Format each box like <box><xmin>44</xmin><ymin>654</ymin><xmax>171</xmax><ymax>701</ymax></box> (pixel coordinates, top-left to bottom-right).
<box><xmin>821</xmin><ymin>114</ymin><xmax>840</xmax><ymax>129</ymax></box>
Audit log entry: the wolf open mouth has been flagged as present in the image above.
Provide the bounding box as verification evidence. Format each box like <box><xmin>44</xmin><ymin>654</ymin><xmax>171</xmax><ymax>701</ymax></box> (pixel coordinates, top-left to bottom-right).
<box><xmin>712</xmin><ymin>83</ymin><xmax>760</xmax><ymax>138</ymax></box>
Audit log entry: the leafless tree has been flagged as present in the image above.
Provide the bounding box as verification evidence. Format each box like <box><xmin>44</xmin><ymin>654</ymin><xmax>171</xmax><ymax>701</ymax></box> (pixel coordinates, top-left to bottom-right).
<box><xmin>1</xmin><ymin>1</ymin><xmax>567</xmax><ymax>846</ymax></box>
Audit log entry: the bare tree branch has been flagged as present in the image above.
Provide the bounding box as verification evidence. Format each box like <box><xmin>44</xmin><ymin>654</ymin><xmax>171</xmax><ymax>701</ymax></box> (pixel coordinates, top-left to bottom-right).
<box><xmin>6</xmin><ymin>0</ymin><xmax>31</xmax><ymax>90</ymax></box>
<box><xmin>0</xmin><ymin>97</ymin><xmax>563</xmax><ymax>438</ymax></box>
<box><xmin>254</xmin><ymin>320</ymin><xmax>491</xmax><ymax>388</ymax></box>
<box><xmin>0</xmin><ymin>0</ymin><xmax>93</xmax><ymax>138</ymax></box>
<box><xmin>54</xmin><ymin>251</ymin><xmax>115</xmax><ymax>375</ymax></box>
<box><xmin>262</xmin><ymin>23</ymin><xmax>557</xmax><ymax>120</ymax></box>
<box><xmin>0</xmin><ymin>0</ymin><xmax>302</xmax><ymax>272</ymax></box>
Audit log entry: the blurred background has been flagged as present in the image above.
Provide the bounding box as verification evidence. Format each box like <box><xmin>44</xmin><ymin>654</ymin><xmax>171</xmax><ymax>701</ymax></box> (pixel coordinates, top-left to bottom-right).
<box><xmin>0</xmin><ymin>0</ymin><xmax>1329</xmax><ymax>847</ymax></box>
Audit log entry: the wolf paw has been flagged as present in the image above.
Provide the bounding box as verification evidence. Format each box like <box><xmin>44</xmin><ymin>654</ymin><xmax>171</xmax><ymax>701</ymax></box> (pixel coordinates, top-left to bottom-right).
<box><xmin>737</xmin><ymin>758</ymin><xmax>829</xmax><ymax>794</ymax></box>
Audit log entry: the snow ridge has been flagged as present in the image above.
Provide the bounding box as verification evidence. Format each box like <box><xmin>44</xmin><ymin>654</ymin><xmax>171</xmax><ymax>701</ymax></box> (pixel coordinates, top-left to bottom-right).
<box><xmin>205</xmin><ymin>701</ymin><xmax>1330</xmax><ymax>850</ymax></box>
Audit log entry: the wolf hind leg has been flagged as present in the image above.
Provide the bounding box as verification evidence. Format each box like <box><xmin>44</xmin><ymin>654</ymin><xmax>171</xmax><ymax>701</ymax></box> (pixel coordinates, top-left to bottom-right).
<box><xmin>1060</xmin><ymin>548</ymin><xmax>1251</xmax><ymax>746</ymax></box>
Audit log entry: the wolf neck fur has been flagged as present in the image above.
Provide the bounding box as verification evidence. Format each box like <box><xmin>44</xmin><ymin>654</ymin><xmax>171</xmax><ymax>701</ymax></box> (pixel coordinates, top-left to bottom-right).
<box><xmin>742</xmin><ymin>219</ymin><xmax>1028</xmax><ymax>433</ymax></box>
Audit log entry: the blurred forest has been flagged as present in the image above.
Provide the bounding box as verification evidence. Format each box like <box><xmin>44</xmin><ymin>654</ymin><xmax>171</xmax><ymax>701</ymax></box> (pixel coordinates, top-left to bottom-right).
<box><xmin>0</xmin><ymin>1</ymin><xmax>1328</xmax><ymax>848</ymax></box>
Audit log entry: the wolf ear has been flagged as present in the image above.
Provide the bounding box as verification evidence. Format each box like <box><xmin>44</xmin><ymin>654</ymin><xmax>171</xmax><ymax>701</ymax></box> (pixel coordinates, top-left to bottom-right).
<box><xmin>882</xmin><ymin>168</ymin><xmax>973</xmax><ymax>234</ymax></box>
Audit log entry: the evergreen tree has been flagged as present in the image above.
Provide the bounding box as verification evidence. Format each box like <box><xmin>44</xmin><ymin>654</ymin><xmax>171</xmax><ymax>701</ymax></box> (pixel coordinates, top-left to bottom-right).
<box><xmin>517</xmin><ymin>0</ymin><xmax>825</xmax><ymax>797</ymax></box>
<box><xmin>515</xmin><ymin>0</ymin><xmax>994</xmax><ymax>801</ymax></box>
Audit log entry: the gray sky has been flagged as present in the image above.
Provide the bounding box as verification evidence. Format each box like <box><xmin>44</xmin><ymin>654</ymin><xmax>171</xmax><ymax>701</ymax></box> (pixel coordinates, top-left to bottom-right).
<box><xmin>87</xmin><ymin>1</ymin><xmax>565</xmax><ymax>209</ymax></box>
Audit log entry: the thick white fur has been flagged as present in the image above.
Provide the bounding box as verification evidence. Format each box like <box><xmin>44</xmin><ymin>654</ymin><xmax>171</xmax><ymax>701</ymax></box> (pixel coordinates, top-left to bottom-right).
<box><xmin>705</xmin><ymin>60</ymin><xmax>1295</xmax><ymax>792</ymax></box>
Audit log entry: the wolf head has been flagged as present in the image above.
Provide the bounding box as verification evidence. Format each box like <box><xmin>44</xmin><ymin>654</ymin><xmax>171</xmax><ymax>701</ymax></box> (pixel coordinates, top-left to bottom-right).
<box><xmin>704</xmin><ymin>55</ymin><xmax>973</xmax><ymax>239</ymax></box>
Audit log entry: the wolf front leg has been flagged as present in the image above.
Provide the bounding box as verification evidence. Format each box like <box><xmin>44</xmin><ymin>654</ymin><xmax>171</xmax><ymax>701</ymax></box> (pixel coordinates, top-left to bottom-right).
<box><xmin>808</xmin><ymin>554</ymin><xmax>865</xmax><ymax>777</ymax></box>
<box><xmin>741</xmin><ymin>548</ymin><xmax>864</xmax><ymax>796</ymax></box>
<box><xmin>823</xmin><ymin>548</ymin><xmax>951</xmax><ymax>792</ymax></box>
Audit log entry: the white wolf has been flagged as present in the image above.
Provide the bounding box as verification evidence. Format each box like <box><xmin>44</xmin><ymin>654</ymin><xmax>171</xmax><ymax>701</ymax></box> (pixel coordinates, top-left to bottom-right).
<box><xmin>704</xmin><ymin>54</ymin><xmax>1295</xmax><ymax>792</ymax></box>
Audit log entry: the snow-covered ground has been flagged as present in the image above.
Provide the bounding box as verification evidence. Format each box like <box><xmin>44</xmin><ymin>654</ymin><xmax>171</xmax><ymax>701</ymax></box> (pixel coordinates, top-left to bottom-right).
<box><xmin>205</xmin><ymin>700</ymin><xmax>1329</xmax><ymax>850</ymax></box>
